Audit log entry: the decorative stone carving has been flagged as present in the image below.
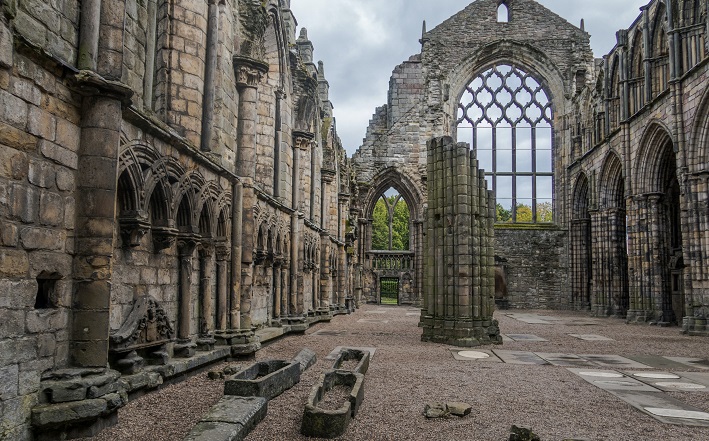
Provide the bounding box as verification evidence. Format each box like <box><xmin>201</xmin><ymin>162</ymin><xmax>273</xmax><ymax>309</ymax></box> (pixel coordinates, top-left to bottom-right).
<box><xmin>118</xmin><ymin>212</ymin><xmax>150</xmax><ymax>247</ymax></box>
<box><xmin>233</xmin><ymin>56</ymin><xmax>268</xmax><ymax>88</ymax></box>
<box><xmin>152</xmin><ymin>224</ymin><xmax>178</xmax><ymax>251</ymax></box>
<box><xmin>293</xmin><ymin>130</ymin><xmax>315</xmax><ymax>150</ymax></box>
<box><xmin>109</xmin><ymin>296</ymin><xmax>174</xmax><ymax>373</ymax></box>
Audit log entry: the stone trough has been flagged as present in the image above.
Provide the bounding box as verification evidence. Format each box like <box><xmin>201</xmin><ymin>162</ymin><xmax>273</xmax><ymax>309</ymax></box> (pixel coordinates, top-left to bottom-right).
<box><xmin>301</xmin><ymin>370</ymin><xmax>365</xmax><ymax>438</ymax></box>
<box><xmin>331</xmin><ymin>348</ymin><xmax>370</xmax><ymax>374</ymax></box>
<box><xmin>224</xmin><ymin>360</ymin><xmax>300</xmax><ymax>400</ymax></box>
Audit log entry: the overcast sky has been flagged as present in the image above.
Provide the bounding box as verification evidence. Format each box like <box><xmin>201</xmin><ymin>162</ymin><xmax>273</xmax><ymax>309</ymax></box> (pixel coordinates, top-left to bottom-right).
<box><xmin>289</xmin><ymin>0</ymin><xmax>650</xmax><ymax>155</ymax></box>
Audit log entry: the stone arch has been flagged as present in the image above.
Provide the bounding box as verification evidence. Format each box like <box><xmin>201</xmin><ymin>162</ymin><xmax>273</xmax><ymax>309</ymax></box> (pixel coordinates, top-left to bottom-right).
<box><xmin>597</xmin><ymin>151</ymin><xmax>630</xmax><ymax>317</ymax></box>
<box><xmin>688</xmin><ymin>81</ymin><xmax>709</xmax><ymax>172</ymax></box>
<box><xmin>363</xmin><ymin>168</ymin><xmax>423</xmax><ymax>222</ymax></box>
<box><xmin>634</xmin><ymin>121</ymin><xmax>677</xmax><ymax>194</ymax></box>
<box><xmin>650</xmin><ymin>2</ymin><xmax>670</xmax><ymax>97</ymax></box>
<box><xmin>570</xmin><ymin>172</ymin><xmax>592</xmax><ymax>310</ymax></box>
<box><xmin>599</xmin><ymin>151</ymin><xmax>625</xmax><ymax>209</ymax></box>
<box><xmin>446</xmin><ymin>39</ymin><xmax>568</xmax><ymax>132</ymax></box>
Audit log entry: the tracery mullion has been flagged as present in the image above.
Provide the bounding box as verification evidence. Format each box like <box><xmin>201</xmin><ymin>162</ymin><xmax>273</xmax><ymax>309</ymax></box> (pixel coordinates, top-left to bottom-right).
<box><xmin>532</xmin><ymin>125</ymin><xmax>538</xmax><ymax>222</ymax></box>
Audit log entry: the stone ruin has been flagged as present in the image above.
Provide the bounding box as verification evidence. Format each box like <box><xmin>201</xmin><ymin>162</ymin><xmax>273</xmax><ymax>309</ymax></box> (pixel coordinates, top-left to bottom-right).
<box><xmin>420</xmin><ymin>137</ymin><xmax>502</xmax><ymax>346</ymax></box>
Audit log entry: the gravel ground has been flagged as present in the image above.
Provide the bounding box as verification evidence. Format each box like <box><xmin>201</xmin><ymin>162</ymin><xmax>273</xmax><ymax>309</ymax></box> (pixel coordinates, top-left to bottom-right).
<box><xmin>84</xmin><ymin>305</ymin><xmax>709</xmax><ymax>441</ymax></box>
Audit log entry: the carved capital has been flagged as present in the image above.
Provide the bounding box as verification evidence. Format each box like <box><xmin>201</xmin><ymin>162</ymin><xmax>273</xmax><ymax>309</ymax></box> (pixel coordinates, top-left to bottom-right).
<box><xmin>293</xmin><ymin>130</ymin><xmax>315</xmax><ymax>150</ymax></box>
<box><xmin>177</xmin><ymin>234</ymin><xmax>200</xmax><ymax>257</ymax></box>
<box><xmin>215</xmin><ymin>242</ymin><xmax>231</xmax><ymax>261</ymax></box>
<box><xmin>233</xmin><ymin>56</ymin><xmax>269</xmax><ymax>88</ymax></box>
<box><xmin>119</xmin><ymin>211</ymin><xmax>150</xmax><ymax>248</ymax></box>
<box><xmin>152</xmin><ymin>223</ymin><xmax>178</xmax><ymax>252</ymax></box>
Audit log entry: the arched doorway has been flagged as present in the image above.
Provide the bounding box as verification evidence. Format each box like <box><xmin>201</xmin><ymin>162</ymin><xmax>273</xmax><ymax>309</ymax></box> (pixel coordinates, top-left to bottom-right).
<box><xmin>630</xmin><ymin>125</ymin><xmax>684</xmax><ymax>325</ymax></box>
<box><xmin>369</xmin><ymin>187</ymin><xmax>412</xmax><ymax>305</ymax></box>
<box><xmin>571</xmin><ymin>174</ymin><xmax>592</xmax><ymax>310</ymax></box>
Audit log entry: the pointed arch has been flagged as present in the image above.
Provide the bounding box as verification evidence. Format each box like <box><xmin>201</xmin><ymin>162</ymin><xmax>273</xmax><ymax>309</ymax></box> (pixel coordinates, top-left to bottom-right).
<box><xmin>634</xmin><ymin>121</ymin><xmax>677</xmax><ymax>194</ymax></box>
<box><xmin>599</xmin><ymin>152</ymin><xmax>625</xmax><ymax>209</ymax></box>
<box><xmin>572</xmin><ymin>173</ymin><xmax>590</xmax><ymax>220</ymax></box>
<box><xmin>497</xmin><ymin>2</ymin><xmax>509</xmax><ymax>23</ymax></box>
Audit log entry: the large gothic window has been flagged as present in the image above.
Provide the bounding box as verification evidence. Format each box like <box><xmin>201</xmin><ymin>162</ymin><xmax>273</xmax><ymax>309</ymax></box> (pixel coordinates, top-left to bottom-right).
<box><xmin>371</xmin><ymin>188</ymin><xmax>410</xmax><ymax>250</ymax></box>
<box><xmin>457</xmin><ymin>64</ymin><xmax>554</xmax><ymax>223</ymax></box>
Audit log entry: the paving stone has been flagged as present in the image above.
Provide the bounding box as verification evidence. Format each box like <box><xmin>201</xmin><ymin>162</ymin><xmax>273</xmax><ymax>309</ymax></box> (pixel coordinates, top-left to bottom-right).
<box><xmin>663</xmin><ymin>357</ymin><xmax>709</xmax><ymax>370</ymax></box>
<box><xmin>568</xmin><ymin>334</ymin><xmax>613</xmax><ymax>341</ymax></box>
<box><xmin>535</xmin><ymin>353</ymin><xmax>596</xmax><ymax>367</ymax></box>
<box><xmin>625</xmin><ymin>355</ymin><xmax>693</xmax><ymax>370</ymax></box>
<box><xmin>310</xmin><ymin>329</ymin><xmax>347</xmax><ymax>336</ymax></box>
<box><xmin>676</xmin><ymin>372</ymin><xmax>709</xmax><ymax>388</ymax></box>
<box><xmin>506</xmin><ymin>334</ymin><xmax>548</xmax><ymax>342</ymax></box>
<box><xmin>569</xmin><ymin>368</ymin><xmax>659</xmax><ymax>392</ymax></box>
<box><xmin>492</xmin><ymin>350</ymin><xmax>549</xmax><ymax>365</ymax></box>
<box><xmin>609</xmin><ymin>391</ymin><xmax>709</xmax><ymax>427</ymax></box>
<box><xmin>356</xmin><ymin>319</ymin><xmax>389</xmax><ymax>323</ymax></box>
<box><xmin>578</xmin><ymin>354</ymin><xmax>651</xmax><ymax>369</ymax></box>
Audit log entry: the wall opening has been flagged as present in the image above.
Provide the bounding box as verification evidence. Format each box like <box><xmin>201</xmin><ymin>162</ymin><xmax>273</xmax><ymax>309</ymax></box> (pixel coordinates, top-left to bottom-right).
<box><xmin>498</xmin><ymin>3</ymin><xmax>509</xmax><ymax>23</ymax></box>
<box><xmin>35</xmin><ymin>272</ymin><xmax>62</xmax><ymax>309</ymax></box>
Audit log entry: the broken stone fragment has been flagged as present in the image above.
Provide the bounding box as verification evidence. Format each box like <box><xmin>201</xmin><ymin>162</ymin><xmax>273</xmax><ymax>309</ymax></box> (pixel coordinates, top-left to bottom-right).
<box><xmin>446</xmin><ymin>402</ymin><xmax>472</xmax><ymax>417</ymax></box>
<box><xmin>423</xmin><ymin>402</ymin><xmax>449</xmax><ymax>419</ymax></box>
<box><xmin>207</xmin><ymin>370</ymin><xmax>224</xmax><ymax>380</ymax></box>
<box><xmin>509</xmin><ymin>425</ymin><xmax>541</xmax><ymax>441</ymax></box>
<box><xmin>222</xmin><ymin>364</ymin><xmax>242</xmax><ymax>376</ymax></box>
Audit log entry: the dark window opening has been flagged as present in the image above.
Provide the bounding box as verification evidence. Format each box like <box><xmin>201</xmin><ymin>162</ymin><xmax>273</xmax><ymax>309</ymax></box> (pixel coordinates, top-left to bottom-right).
<box><xmin>498</xmin><ymin>3</ymin><xmax>509</xmax><ymax>22</ymax></box>
<box><xmin>35</xmin><ymin>272</ymin><xmax>62</xmax><ymax>309</ymax></box>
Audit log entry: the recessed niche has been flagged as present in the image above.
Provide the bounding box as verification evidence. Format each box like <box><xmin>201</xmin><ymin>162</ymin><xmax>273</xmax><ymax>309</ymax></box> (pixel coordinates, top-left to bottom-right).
<box><xmin>35</xmin><ymin>272</ymin><xmax>62</xmax><ymax>309</ymax></box>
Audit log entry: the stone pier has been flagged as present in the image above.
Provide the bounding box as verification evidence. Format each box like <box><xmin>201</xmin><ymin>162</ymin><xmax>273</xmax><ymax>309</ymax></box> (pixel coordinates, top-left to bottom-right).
<box><xmin>420</xmin><ymin>137</ymin><xmax>501</xmax><ymax>347</ymax></box>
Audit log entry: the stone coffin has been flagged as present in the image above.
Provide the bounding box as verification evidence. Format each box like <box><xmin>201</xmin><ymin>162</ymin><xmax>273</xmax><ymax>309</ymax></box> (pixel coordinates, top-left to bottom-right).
<box><xmin>224</xmin><ymin>360</ymin><xmax>300</xmax><ymax>400</ymax></box>
<box><xmin>331</xmin><ymin>348</ymin><xmax>370</xmax><ymax>374</ymax></box>
<box><xmin>301</xmin><ymin>371</ymin><xmax>365</xmax><ymax>439</ymax></box>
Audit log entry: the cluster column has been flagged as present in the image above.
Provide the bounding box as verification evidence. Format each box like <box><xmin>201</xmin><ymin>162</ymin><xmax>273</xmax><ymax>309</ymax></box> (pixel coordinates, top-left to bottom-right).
<box><xmin>420</xmin><ymin>137</ymin><xmax>501</xmax><ymax>347</ymax></box>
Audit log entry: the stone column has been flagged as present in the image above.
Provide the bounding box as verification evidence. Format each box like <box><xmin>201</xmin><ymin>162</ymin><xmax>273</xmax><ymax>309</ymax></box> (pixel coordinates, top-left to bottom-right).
<box><xmin>273</xmin><ymin>259</ymin><xmax>282</xmax><ymax>320</ymax></box>
<box><xmin>281</xmin><ymin>259</ymin><xmax>290</xmax><ymax>317</ymax></box>
<box><xmin>320</xmin><ymin>238</ymin><xmax>332</xmax><ymax>310</ymax></box>
<box><xmin>234</xmin><ymin>57</ymin><xmax>267</xmax><ymax>330</ymax></box>
<box><xmin>641</xmin><ymin>6</ymin><xmax>653</xmax><ymax>102</ymax></box>
<box><xmin>420</xmin><ymin>137</ymin><xmax>501</xmax><ymax>347</ymax></box>
<box><xmin>215</xmin><ymin>243</ymin><xmax>230</xmax><ymax>331</ymax></box>
<box><xmin>290</xmin><ymin>133</ymin><xmax>313</xmax><ymax>321</ymax></box>
<box><xmin>175</xmin><ymin>238</ymin><xmax>198</xmax><ymax>358</ymax></box>
<box><xmin>199</xmin><ymin>244</ymin><xmax>215</xmax><ymax>335</ymax></box>
<box><xmin>200</xmin><ymin>0</ymin><xmax>220</xmax><ymax>152</ymax></box>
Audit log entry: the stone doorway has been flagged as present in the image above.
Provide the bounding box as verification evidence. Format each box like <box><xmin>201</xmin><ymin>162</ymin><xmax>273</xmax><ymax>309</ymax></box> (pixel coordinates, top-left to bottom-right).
<box><xmin>380</xmin><ymin>277</ymin><xmax>400</xmax><ymax>305</ymax></box>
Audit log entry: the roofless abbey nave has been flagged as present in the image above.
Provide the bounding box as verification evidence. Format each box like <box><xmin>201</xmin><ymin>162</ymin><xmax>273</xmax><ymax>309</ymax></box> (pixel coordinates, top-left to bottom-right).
<box><xmin>0</xmin><ymin>0</ymin><xmax>708</xmax><ymax>439</ymax></box>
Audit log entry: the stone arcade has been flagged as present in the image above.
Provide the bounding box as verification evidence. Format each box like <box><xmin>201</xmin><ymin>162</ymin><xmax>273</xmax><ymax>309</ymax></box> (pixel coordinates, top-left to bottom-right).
<box><xmin>1</xmin><ymin>0</ymin><xmax>709</xmax><ymax>439</ymax></box>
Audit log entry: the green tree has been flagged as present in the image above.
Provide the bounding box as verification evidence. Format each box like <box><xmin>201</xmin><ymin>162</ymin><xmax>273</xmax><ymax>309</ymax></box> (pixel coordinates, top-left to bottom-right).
<box><xmin>371</xmin><ymin>198</ymin><xmax>388</xmax><ymax>250</ymax></box>
<box><xmin>392</xmin><ymin>199</ymin><xmax>410</xmax><ymax>250</ymax></box>
<box><xmin>515</xmin><ymin>203</ymin><xmax>533</xmax><ymax>222</ymax></box>
<box><xmin>496</xmin><ymin>203</ymin><xmax>511</xmax><ymax>222</ymax></box>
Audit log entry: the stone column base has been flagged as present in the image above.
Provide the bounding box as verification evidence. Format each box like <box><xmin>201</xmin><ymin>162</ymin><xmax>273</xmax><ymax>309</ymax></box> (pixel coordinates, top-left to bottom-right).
<box><xmin>420</xmin><ymin>316</ymin><xmax>503</xmax><ymax>347</ymax></box>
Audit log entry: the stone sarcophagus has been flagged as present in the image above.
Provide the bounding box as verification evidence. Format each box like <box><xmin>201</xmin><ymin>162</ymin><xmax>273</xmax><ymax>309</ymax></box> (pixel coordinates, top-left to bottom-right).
<box><xmin>331</xmin><ymin>348</ymin><xmax>370</xmax><ymax>374</ymax></box>
<box><xmin>224</xmin><ymin>360</ymin><xmax>301</xmax><ymax>400</ymax></box>
<box><xmin>109</xmin><ymin>295</ymin><xmax>175</xmax><ymax>374</ymax></box>
<box><xmin>301</xmin><ymin>370</ymin><xmax>365</xmax><ymax>438</ymax></box>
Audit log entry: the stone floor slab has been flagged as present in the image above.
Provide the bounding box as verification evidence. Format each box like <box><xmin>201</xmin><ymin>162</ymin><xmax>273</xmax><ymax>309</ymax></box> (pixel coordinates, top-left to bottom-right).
<box><xmin>492</xmin><ymin>350</ymin><xmax>549</xmax><ymax>365</ymax></box>
<box><xmin>450</xmin><ymin>349</ymin><xmax>502</xmax><ymax>362</ymax></box>
<box><xmin>356</xmin><ymin>319</ymin><xmax>390</xmax><ymax>324</ymax></box>
<box><xmin>535</xmin><ymin>353</ymin><xmax>597</xmax><ymax>367</ymax></box>
<box><xmin>676</xmin><ymin>372</ymin><xmax>709</xmax><ymax>388</ymax></box>
<box><xmin>569</xmin><ymin>368</ymin><xmax>660</xmax><ymax>392</ymax></box>
<box><xmin>663</xmin><ymin>357</ymin><xmax>709</xmax><ymax>370</ymax></box>
<box><xmin>505</xmin><ymin>334</ymin><xmax>548</xmax><ymax>342</ymax></box>
<box><xmin>579</xmin><ymin>354</ymin><xmax>651</xmax><ymax>369</ymax></box>
<box><xmin>311</xmin><ymin>329</ymin><xmax>347</xmax><ymax>336</ymax></box>
<box><xmin>625</xmin><ymin>355</ymin><xmax>693</xmax><ymax>370</ymax></box>
<box><xmin>568</xmin><ymin>334</ymin><xmax>614</xmax><ymax>341</ymax></box>
<box><xmin>608</xmin><ymin>391</ymin><xmax>709</xmax><ymax>426</ymax></box>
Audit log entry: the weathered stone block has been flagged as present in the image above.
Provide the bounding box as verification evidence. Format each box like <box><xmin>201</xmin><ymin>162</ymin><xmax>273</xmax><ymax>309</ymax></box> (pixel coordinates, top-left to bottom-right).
<box><xmin>40</xmin><ymin>140</ymin><xmax>78</xmax><ymax>170</ymax></box>
<box><xmin>28</xmin><ymin>161</ymin><xmax>55</xmax><ymax>189</ymax></box>
<box><xmin>31</xmin><ymin>398</ymin><xmax>107</xmax><ymax>429</ymax></box>
<box><xmin>0</xmin><ymin>21</ymin><xmax>12</xmax><ymax>68</ymax></box>
<box><xmin>224</xmin><ymin>360</ymin><xmax>300</xmax><ymax>400</ymax></box>
<box><xmin>26</xmin><ymin>309</ymin><xmax>68</xmax><ymax>333</ymax></box>
<box><xmin>28</xmin><ymin>106</ymin><xmax>57</xmax><ymax>141</ymax></box>
<box><xmin>292</xmin><ymin>348</ymin><xmax>317</xmax><ymax>373</ymax></box>
<box><xmin>9</xmin><ymin>183</ymin><xmax>38</xmax><ymax>223</ymax></box>
<box><xmin>0</xmin><ymin>309</ymin><xmax>25</xmax><ymax>339</ymax></box>
<box><xmin>20</xmin><ymin>227</ymin><xmax>64</xmax><ymax>250</ymax></box>
<box><xmin>0</xmin><ymin>363</ymin><xmax>19</xmax><ymax>400</ymax></box>
<box><xmin>55</xmin><ymin>168</ymin><xmax>75</xmax><ymax>191</ymax></box>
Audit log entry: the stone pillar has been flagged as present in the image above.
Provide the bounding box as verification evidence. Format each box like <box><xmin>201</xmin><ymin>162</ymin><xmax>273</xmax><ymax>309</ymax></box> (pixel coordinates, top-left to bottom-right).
<box><xmin>215</xmin><ymin>243</ymin><xmax>230</xmax><ymax>331</ymax></box>
<box><xmin>420</xmin><ymin>137</ymin><xmax>501</xmax><ymax>347</ymax></box>
<box><xmin>234</xmin><ymin>57</ymin><xmax>267</xmax><ymax>330</ymax></box>
<box><xmin>175</xmin><ymin>238</ymin><xmax>198</xmax><ymax>358</ymax></box>
<box><xmin>281</xmin><ymin>260</ymin><xmax>290</xmax><ymax>317</ymax></box>
<box><xmin>199</xmin><ymin>244</ymin><xmax>215</xmax><ymax>335</ymax></box>
<box><xmin>290</xmin><ymin>133</ymin><xmax>312</xmax><ymax>321</ymax></box>
<box><xmin>320</xmin><ymin>238</ymin><xmax>332</xmax><ymax>310</ymax></box>
<box><xmin>230</xmin><ymin>180</ymin><xmax>243</xmax><ymax>330</ymax></box>
<box><xmin>273</xmin><ymin>260</ymin><xmax>282</xmax><ymax>320</ymax></box>
<box><xmin>200</xmin><ymin>0</ymin><xmax>220</xmax><ymax>151</ymax></box>
<box><xmin>641</xmin><ymin>6</ymin><xmax>653</xmax><ymax>102</ymax></box>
